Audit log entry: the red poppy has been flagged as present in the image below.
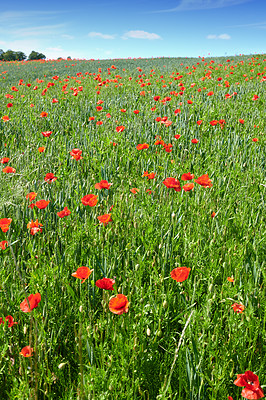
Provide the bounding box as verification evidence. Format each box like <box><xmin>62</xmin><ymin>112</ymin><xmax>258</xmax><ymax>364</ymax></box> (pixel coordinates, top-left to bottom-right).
<box><xmin>170</xmin><ymin>267</ymin><xmax>191</xmax><ymax>282</ymax></box>
<box><xmin>7</xmin><ymin>103</ymin><xmax>13</xmax><ymax>108</ymax></box>
<box><xmin>143</xmin><ymin>172</ymin><xmax>156</xmax><ymax>179</ymax></box>
<box><xmin>116</xmin><ymin>126</ymin><xmax>125</xmax><ymax>133</ymax></box>
<box><xmin>96</xmin><ymin>106</ymin><xmax>103</xmax><ymax>111</ymax></box>
<box><xmin>136</xmin><ymin>143</ymin><xmax>149</xmax><ymax>150</ymax></box>
<box><xmin>133</xmin><ymin>110</ymin><xmax>140</xmax><ymax>114</ymax></box>
<box><xmin>181</xmin><ymin>172</ymin><xmax>194</xmax><ymax>181</ymax></box>
<box><xmin>234</xmin><ymin>370</ymin><xmax>264</xmax><ymax>399</ymax></box>
<box><xmin>211</xmin><ymin>212</ymin><xmax>216</xmax><ymax>218</ymax></box>
<box><xmin>27</xmin><ymin>219</ymin><xmax>43</xmax><ymax>235</ymax></box>
<box><xmin>130</xmin><ymin>188</ymin><xmax>139</xmax><ymax>194</ymax></box>
<box><xmin>41</xmin><ymin>131</ymin><xmax>52</xmax><ymax>137</ymax></box>
<box><xmin>57</xmin><ymin>207</ymin><xmax>71</xmax><ymax>218</ymax></box>
<box><xmin>52</xmin><ymin>98</ymin><xmax>58</xmax><ymax>103</ymax></box>
<box><xmin>81</xmin><ymin>194</ymin><xmax>98</xmax><ymax>206</ymax></box>
<box><xmin>191</xmin><ymin>139</ymin><xmax>199</xmax><ymax>144</ymax></box>
<box><xmin>227</xmin><ymin>277</ymin><xmax>234</xmax><ymax>282</ymax></box>
<box><xmin>195</xmin><ymin>174</ymin><xmax>212</xmax><ymax>188</ymax></box>
<box><xmin>2</xmin><ymin>115</ymin><xmax>10</xmax><ymax>122</ymax></box>
<box><xmin>40</xmin><ymin>112</ymin><xmax>48</xmax><ymax>118</ymax></box>
<box><xmin>70</xmin><ymin>148</ymin><xmax>83</xmax><ymax>160</ymax></box>
<box><xmin>44</xmin><ymin>173</ymin><xmax>57</xmax><ymax>183</ymax></box>
<box><xmin>187</xmin><ymin>100</ymin><xmax>193</xmax><ymax>104</ymax></box>
<box><xmin>0</xmin><ymin>157</ymin><xmax>9</xmax><ymax>164</ymax></box>
<box><xmin>96</xmin><ymin>278</ymin><xmax>115</xmax><ymax>291</ymax></box>
<box><xmin>20</xmin><ymin>293</ymin><xmax>41</xmax><ymax>312</ymax></box>
<box><xmin>207</xmin><ymin>91</ymin><xmax>214</xmax><ymax>96</ymax></box>
<box><xmin>163</xmin><ymin>178</ymin><xmax>181</xmax><ymax>192</ymax></box>
<box><xmin>174</xmin><ymin>109</ymin><xmax>181</xmax><ymax>114</ymax></box>
<box><xmin>154</xmin><ymin>96</ymin><xmax>160</xmax><ymax>101</ymax></box>
<box><xmin>109</xmin><ymin>294</ymin><xmax>129</xmax><ymax>315</ymax></box>
<box><xmin>94</xmin><ymin>180</ymin><xmax>112</xmax><ymax>190</ymax></box>
<box><xmin>0</xmin><ymin>218</ymin><xmax>12</xmax><ymax>233</ymax></box>
<box><xmin>38</xmin><ymin>147</ymin><xmax>45</xmax><ymax>152</ymax></box>
<box><xmin>26</xmin><ymin>192</ymin><xmax>37</xmax><ymax>201</ymax></box>
<box><xmin>97</xmin><ymin>214</ymin><xmax>112</xmax><ymax>226</ymax></box>
<box><xmin>3</xmin><ymin>166</ymin><xmax>16</xmax><ymax>173</ymax></box>
<box><xmin>5</xmin><ymin>315</ymin><xmax>18</xmax><ymax>328</ymax></box>
<box><xmin>252</xmin><ymin>95</ymin><xmax>259</xmax><ymax>101</ymax></box>
<box><xmin>72</xmin><ymin>267</ymin><xmax>93</xmax><ymax>283</ymax></box>
<box><xmin>20</xmin><ymin>346</ymin><xmax>33</xmax><ymax>357</ymax></box>
<box><xmin>232</xmin><ymin>303</ymin><xmax>245</xmax><ymax>314</ymax></box>
<box><xmin>252</xmin><ymin>138</ymin><xmax>258</xmax><ymax>142</ymax></box>
<box><xmin>197</xmin><ymin>120</ymin><xmax>203</xmax><ymax>125</ymax></box>
<box><xmin>239</xmin><ymin>119</ymin><xmax>245</xmax><ymax>124</ymax></box>
<box><xmin>0</xmin><ymin>240</ymin><xmax>8</xmax><ymax>250</ymax></box>
<box><xmin>174</xmin><ymin>134</ymin><xmax>181</xmax><ymax>140</ymax></box>
<box><xmin>96</xmin><ymin>121</ymin><xmax>103</xmax><ymax>125</ymax></box>
<box><xmin>210</xmin><ymin>120</ymin><xmax>218</xmax><ymax>126</ymax></box>
<box><xmin>183</xmin><ymin>183</ymin><xmax>194</xmax><ymax>191</ymax></box>
<box><xmin>35</xmin><ymin>200</ymin><xmax>50</xmax><ymax>209</ymax></box>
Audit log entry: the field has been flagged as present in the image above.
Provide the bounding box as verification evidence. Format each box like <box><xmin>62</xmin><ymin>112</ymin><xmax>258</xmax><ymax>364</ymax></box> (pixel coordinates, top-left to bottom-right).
<box><xmin>0</xmin><ymin>54</ymin><xmax>265</xmax><ymax>400</ymax></box>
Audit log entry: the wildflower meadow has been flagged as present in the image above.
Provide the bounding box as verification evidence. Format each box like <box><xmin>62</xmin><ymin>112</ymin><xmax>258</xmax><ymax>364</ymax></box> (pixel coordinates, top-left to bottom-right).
<box><xmin>0</xmin><ymin>54</ymin><xmax>265</xmax><ymax>399</ymax></box>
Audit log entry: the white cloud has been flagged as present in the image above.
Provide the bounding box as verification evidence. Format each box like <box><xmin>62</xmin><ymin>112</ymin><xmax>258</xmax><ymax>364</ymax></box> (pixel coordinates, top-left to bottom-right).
<box><xmin>61</xmin><ymin>34</ymin><xmax>74</xmax><ymax>40</ymax></box>
<box><xmin>88</xmin><ymin>32</ymin><xmax>116</xmax><ymax>39</ymax></box>
<box><xmin>152</xmin><ymin>0</ymin><xmax>250</xmax><ymax>13</ymax></box>
<box><xmin>206</xmin><ymin>33</ymin><xmax>231</xmax><ymax>39</ymax></box>
<box><xmin>122</xmin><ymin>30</ymin><xmax>161</xmax><ymax>40</ymax></box>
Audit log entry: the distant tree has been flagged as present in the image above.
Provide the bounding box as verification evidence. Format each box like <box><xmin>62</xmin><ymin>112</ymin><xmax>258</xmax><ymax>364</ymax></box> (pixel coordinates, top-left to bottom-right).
<box><xmin>28</xmin><ymin>51</ymin><xmax>46</xmax><ymax>60</ymax></box>
<box><xmin>67</xmin><ymin>56</ymin><xmax>72</xmax><ymax>59</ymax></box>
<box><xmin>1</xmin><ymin>50</ymin><xmax>26</xmax><ymax>61</ymax></box>
<box><xmin>0</xmin><ymin>49</ymin><xmax>4</xmax><ymax>59</ymax></box>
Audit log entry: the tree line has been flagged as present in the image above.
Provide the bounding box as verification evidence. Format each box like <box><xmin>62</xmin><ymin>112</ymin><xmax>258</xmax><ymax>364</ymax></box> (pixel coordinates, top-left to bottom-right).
<box><xmin>0</xmin><ymin>49</ymin><xmax>46</xmax><ymax>61</ymax></box>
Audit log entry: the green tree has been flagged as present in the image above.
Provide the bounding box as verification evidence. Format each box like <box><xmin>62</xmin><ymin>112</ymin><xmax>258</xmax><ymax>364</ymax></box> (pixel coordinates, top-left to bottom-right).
<box><xmin>28</xmin><ymin>51</ymin><xmax>46</xmax><ymax>60</ymax></box>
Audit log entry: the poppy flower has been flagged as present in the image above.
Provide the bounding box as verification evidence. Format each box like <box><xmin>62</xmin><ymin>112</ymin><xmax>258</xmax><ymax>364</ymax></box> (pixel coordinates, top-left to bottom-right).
<box><xmin>154</xmin><ymin>96</ymin><xmax>160</xmax><ymax>101</ymax></box>
<box><xmin>20</xmin><ymin>293</ymin><xmax>41</xmax><ymax>312</ymax></box>
<box><xmin>41</xmin><ymin>131</ymin><xmax>52</xmax><ymax>137</ymax></box>
<box><xmin>232</xmin><ymin>303</ymin><xmax>245</xmax><ymax>314</ymax></box>
<box><xmin>207</xmin><ymin>91</ymin><xmax>214</xmax><ymax>96</ymax></box>
<box><xmin>136</xmin><ymin>143</ymin><xmax>149</xmax><ymax>150</ymax></box>
<box><xmin>163</xmin><ymin>178</ymin><xmax>181</xmax><ymax>192</ymax></box>
<box><xmin>116</xmin><ymin>126</ymin><xmax>125</xmax><ymax>133</ymax></box>
<box><xmin>130</xmin><ymin>188</ymin><xmax>139</xmax><ymax>194</ymax></box>
<box><xmin>20</xmin><ymin>346</ymin><xmax>33</xmax><ymax>357</ymax></box>
<box><xmin>227</xmin><ymin>277</ymin><xmax>234</xmax><ymax>282</ymax></box>
<box><xmin>187</xmin><ymin>100</ymin><xmax>193</xmax><ymax>104</ymax></box>
<box><xmin>89</xmin><ymin>116</ymin><xmax>95</xmax><ymax>121</ymax></box>
<box><xmin>40</xmin><ymin>112</ymin><xmax>48</xmax><ymax>118</ymax></box>
<box><xmin>109</xmin><ymin>294</ymin><xmax>129</xmax><ymax>315</ymax></box>
<box><xmin>96</xmin><ymin>278</ymin><xmax>115</xmax><ymax>291</ymax></box>
<box><xmin>70</xmin><ymin>148</ymin><xmax>83</xmax><ymax>160</ymax></box>
<box><xmin>183</xmin><ymin>183</ymin><xmax>194</xmax><ymax>191</ymax></box>
<box><xmin>252</xmin><ymin>95</ymin><xmax>259</xmax><ymax>101</ymax></box>
<box><xmin>38</xmin><ymin>147</ymin><xmax>45</xmax><ymax>153</ymax></box>
<box><xmin>191</xmin><ymin>139</ymin><xmax>199</xmax><ymax>144</ymax></box>
<box><xmin>0</xmin><ymin>157</ymin><xmax>9</xmax><ymax>164</ymax></box>
<box><xmin>2</xmin><ymin>115</ymin><xmax>10</xmax><ymax>122</ymax></box>
<box><xmin>252</xmin><ymin>138</ymin><xmax>258</xmax><ymax>142</ymax></box>
<box><xmin>174</xmin><ymin>109</ymin><xmax>181</xmax><ymax>114</ymax></box>
<box><xmin>7</xmin><ymin>103</ymin><xmax>13</xmax><ymax>108</ymax></box>
<box><xmin>27</xmin><ymin>219</ymin><xmax>43</xmax><ymax>235</ymax></box>
<box><xmin>81</xmin><ymin>194</ymin><xmax>98</xmax><ymax>207</ymax></box>
<box><xmin>181</xmin><ymin>172</ymin><xmax>194</xmax><ymax>181</ymax></box>
<box><xmin>0</xmin><ymin>218</ymin><xmax>12</xmax><ymax>233</ymax></box>
<box><xmin>211</xmin><ymin>212</ymin><xmax>216</xmax><ymax>218</ymax></box>
<box><xmin>35</xmin><ymin>200</ymin><xmax>50</xmax><ymax>209</ymax></box>
<box><xmin>97</xmin><ymin>214</ymin><xmax>112</xmax><ymax>226</ymax></box>
<box><xmin>57</xmin><ymin>207</ymin><xmax>71</xmax><ymax>218</ymax></box>
<box><xmin>195</xmin><ymin>174</ymin><xmax>212</xmax><ymax>188</ymax></box>
<box><xmin>52</xmin><ymin>98</ymin><xmax>58</xmax><ymax>103</ymax></box>
<box><xmin>72</xmin><ymin>267</ymin><xmax>93</xmax><ymax>283</ymax></box>
<box><xmin>96</xmin><ymin>106</ymin><xmax>103</xmax><ymax>111</ymax></box>
<box><xmin>234</xmin><ymin>370</ymin><xmax>264</xmax><ymax>399</ymax></box>
<box><xmin>44</xmin><ymin>173</ymin><xmax>57</xmax><ymax>183</ymax></box>
<box><xmin>26</xmin><ymin>192</ymin><xmax>37</xmax><ymax>201</ymax></box>
<box><xmin>210</xmin><ymin>120</ymin><xmax>218</xmax><ymax>126</ymax></box>
<box><xmin>170</xmin><ymin>267</ymin><xmax>191</xmax><ymax>282</ymax></box>
<box><xmin>94</xmin><ymin>180</ymin><xmax>112</xmax><ymax>190</ymax></box>
<box><xmin>239</xmin><ymin>119</ymin><xmax>245</xmax><ymax>124</ymax></box>
<box><xmin>96</xmin><ymin>121</ymin><xmax>103</xmax><ymax>125</ymax></box>
<box><xmin>3</xmin><ymin>166</ymin><xmax>16</xmax><ymax>173</ymax></box>
<box><xmin>133</xmin><ymin>110</ymin><xmax>140</xmax><ymax>114</ymax></box>
<box><xmin>5</xmin><ymin>315</ymin><xmax>18</xmax><ymax>328</ymax></box>
<box><xmin>197</xmin><ymin>120</ymin><xmax>203</xmax><ymax>125</ymax></box>
<box><xmin>174</xmin><ymin>134</ymin><xmax>181</xmax><ymax>140</ymax></box>
<box><xmin>0</xmin><ymin>240</ymin><xmax>8</xmax><ymax>250</ymax></box>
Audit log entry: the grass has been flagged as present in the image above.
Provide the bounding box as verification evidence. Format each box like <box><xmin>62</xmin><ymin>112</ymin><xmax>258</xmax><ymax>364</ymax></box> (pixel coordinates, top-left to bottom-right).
<box><xmin>0</xmin><ymin>54</ymin><xmax>265</xmax><ymax>399</ymax></box>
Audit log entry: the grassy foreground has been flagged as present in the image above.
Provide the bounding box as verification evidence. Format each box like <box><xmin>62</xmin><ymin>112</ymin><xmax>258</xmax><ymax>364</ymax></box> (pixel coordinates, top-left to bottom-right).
<box><xmin>0</xmin><ymin>54</ymin><xmax>265</xmax><ymax>400</ymax></box>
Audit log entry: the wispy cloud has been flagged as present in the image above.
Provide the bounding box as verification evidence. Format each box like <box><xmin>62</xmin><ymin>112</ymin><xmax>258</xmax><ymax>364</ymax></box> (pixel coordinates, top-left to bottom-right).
<box><xmin>13</xmin><ymin>24</ymin><xmax>65</xmax><ymax>37</ymax></box>
<box><xmin>122</xmin><ymin>30</ymin><xmax>162</xmax><ymax>40</ymax></box>
<box><xmin>88</xmin><ymin>32</ymin><xmax>116</xmax><ymax>39</ymax></box>
<box><xmin>225</xmin><ymin>21</ymin><xmax>266</xmax><ymax>29</ymax></box>
<box><xmin>61</xmin><ymin>34</ymin><xmax>74</xmax><ymax>40</ymax></box>
<box><xmin>151</xmin><ymin>0</ymin><xmax>251</xmax><ymax>13</ymax></box>
<box><xmin>0</xmin><ymin>10</ymin><xmax>63</xmax><ymax>23</ymax></box>
<box><xmin>206</xmin><ymin>33</ymin><xmax>231</xmax><ymax>39</ymax></box>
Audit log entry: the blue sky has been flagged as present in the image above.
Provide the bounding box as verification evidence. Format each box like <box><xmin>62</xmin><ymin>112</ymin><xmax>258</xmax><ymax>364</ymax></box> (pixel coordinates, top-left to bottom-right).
<box><xmin>0</xmin><ymin>0</ymin><xmax>265</xmax><ymax>60</ymax></box>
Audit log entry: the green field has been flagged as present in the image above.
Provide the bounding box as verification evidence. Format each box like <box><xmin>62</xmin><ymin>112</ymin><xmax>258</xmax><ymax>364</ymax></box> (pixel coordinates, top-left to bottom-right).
<box><xmin>0</xmin><ymin>54</ymin><xmax>265</xmax><ymax>400</ymax></box>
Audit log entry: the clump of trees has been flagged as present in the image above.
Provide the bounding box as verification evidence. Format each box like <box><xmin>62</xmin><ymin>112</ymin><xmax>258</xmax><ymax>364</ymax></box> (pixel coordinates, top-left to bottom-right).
<box><xmin>0</xmin><ymin>49</ymin><xmax>46</xmax><ymax>61</ymax></box>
